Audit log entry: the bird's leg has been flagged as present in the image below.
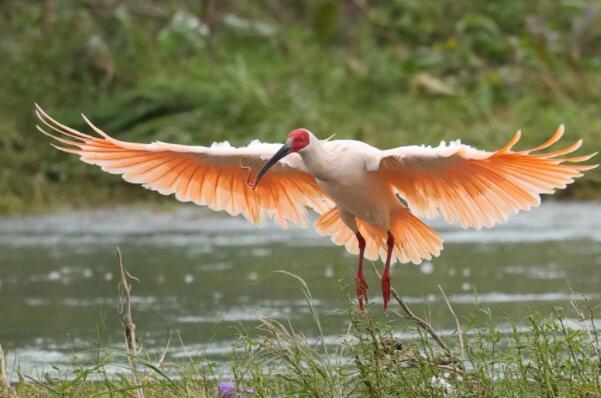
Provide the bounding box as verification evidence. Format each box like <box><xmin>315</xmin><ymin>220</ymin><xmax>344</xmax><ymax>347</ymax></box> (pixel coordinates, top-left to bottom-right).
<box><xmin>355</xmin><ymin>232</ymin><xmax>368</xmax><ymax>311</ymax></box>
<box><xmin>382</xmin><ymin>231</ymin><xmax>394</xmax><ymax>311</ymax></box>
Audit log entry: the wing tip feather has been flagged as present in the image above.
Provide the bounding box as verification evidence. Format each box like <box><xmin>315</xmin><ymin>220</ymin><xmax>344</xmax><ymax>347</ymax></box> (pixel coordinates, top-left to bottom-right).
<box><xmin>496</xmin><ymin>129</ymin><xmax>522</xmax><ymax>154</ymax></box>
<box><xmin>81</xmin><ymin>113</ymin><xmax>111</xmax><ymax>139</ymax></box>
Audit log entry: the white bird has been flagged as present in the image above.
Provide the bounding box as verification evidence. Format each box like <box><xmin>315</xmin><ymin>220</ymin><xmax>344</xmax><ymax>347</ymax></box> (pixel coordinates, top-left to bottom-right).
<box><xmin>35</xmin><ymin>104</ymin><xmax>597</xmax><ymax>310</ymax></box>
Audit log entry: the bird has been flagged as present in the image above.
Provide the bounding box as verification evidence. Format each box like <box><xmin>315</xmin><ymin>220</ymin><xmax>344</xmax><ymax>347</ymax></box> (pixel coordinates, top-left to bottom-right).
<box><xmin>35</xmin><ymin>104</ymin><xmax>597</xmax><ymax>311</ymax></box>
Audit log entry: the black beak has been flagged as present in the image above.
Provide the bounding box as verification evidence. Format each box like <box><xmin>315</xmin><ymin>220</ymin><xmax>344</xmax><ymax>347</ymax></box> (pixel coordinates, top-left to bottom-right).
<box><xmin>253</xmin><ymin>142</ymin><xmax>293</xmax><ymax>188</ymax></box>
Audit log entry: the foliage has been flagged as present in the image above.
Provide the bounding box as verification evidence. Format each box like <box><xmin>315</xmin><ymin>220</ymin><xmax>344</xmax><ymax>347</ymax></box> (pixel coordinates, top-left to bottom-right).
<box><xmin>1</xmin><ymin>1</ymin><xmax>600</xmax><ymax>214</ymax></box>
<box><xmin>5</xmin><ymin>275</ymin><xmax>601</xmax><ymax>397</ymax></box>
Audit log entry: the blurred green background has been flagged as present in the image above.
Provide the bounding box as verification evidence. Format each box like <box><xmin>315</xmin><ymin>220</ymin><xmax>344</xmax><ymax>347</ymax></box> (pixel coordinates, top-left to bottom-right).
<box><xmin>1</xmin><ymin>0</ymin><xmax>600</xmax><ymax>214</ymax></box>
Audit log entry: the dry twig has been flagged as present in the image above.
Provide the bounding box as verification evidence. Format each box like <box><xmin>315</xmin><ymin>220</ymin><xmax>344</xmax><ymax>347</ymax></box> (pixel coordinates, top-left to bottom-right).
<box><xmin>438</xmin><ymin>284</ymin><xmax>465</xmax><ymax>359</ymax></box>
<box><xmin>141</xmin><ymin>332</ymin><xmax>172</xmax><ymax>384</ymax></box>
<box><xmin>0</xmin><ymin>343</ymin><xmax>17</xmax><ymax>398</ymax></box>
<box><xmin>116</xmin><ymin>247</ymin><xmax>145</xmax><ymax>398</ymax></box>
<box><xmin>156</xmin><ymin>333</ymin><xmax>171</xmax><ymax>370</ymax></box>
<box><xmin>370</xmin><ymin>263</ymin><xmax>450</xmax><ymax>354</ymax></box>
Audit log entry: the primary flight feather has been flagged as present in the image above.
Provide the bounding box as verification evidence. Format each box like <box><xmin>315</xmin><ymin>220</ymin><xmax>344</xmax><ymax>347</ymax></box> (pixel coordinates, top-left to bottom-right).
<box><xmin>35</xmin><ymin>104</ymin><xmax>597</xmax><ymax>310</ymax></box>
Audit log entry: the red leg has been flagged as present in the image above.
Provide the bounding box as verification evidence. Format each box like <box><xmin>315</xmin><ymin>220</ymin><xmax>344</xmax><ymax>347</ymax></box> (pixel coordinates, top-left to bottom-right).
<box><xmin>382</xmin><ymin>232</ymin><xmax>394</xmax><ymax>311</ymax></box>
<box><xmin>355</xmin><ymin>232</ymin><xmax>368</xmax><ymax>311</ymax></box>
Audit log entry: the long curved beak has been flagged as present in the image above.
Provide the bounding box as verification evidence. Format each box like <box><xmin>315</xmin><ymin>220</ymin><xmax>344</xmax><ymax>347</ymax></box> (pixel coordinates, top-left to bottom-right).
<box><xmin>253</xmin><ymin>142</ymin><xmax>293</xmax><ymax>188</ymax></box>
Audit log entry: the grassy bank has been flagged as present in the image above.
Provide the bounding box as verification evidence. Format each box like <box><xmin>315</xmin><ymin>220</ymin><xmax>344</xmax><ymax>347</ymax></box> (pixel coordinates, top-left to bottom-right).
<box><xmin>3</xmin><ymin>274</ymin><xmax>601</xmax><ymax>397</ymax></box>
<box><xmin>1</xmin><ymin>1</ymin><xmax>601</xmax><ymax>214</ymax></box>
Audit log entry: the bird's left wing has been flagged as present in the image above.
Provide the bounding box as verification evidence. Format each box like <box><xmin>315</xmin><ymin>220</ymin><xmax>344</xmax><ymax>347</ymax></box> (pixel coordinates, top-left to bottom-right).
<box><xmin>374</xmin><ymin>126</ymin><xmax>597</xmax><ymax>229</ymax></box>
<box><xmin>36</xmin><ymin>105</ymin><xmax>333</xmax><ymax>228</ymax></box>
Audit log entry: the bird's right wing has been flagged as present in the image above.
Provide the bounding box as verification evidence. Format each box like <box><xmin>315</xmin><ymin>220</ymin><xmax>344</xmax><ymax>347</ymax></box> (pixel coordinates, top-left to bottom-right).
<box><xmin>36</xmin><ymin>105</ymin><xmax>333</xmax><ymax>228</ymax></box>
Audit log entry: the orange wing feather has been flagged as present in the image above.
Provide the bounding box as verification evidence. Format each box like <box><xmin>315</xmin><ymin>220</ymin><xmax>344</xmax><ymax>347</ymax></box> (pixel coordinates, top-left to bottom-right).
<box><xmin>36</xmin><ymin>105</ymin><xmax>333</xmax><ymax>228</ymax></box>
<box><xmin>315</xmin><ymin>206</ymin><xmax>443</xmax><ymax>265</ymax></box>
<box><xmin>379</xmin><ymin>125</ymin><xmax>598</xmax><ymax>229</ymax></box>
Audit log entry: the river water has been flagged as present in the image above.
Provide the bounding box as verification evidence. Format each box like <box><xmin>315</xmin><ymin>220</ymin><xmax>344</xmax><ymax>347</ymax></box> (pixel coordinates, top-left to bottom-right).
<box><xmin>0</xmin><ymin>202</ymin><xmax>600</xmax><ymax>377</ymax></box>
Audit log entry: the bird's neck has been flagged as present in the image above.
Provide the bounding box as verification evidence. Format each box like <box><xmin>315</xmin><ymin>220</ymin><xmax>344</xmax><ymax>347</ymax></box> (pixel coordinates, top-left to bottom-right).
<box><xmin>298</xmin><ymin>139</ymin><xmax>332</xmax><ymax>180</ymax></box>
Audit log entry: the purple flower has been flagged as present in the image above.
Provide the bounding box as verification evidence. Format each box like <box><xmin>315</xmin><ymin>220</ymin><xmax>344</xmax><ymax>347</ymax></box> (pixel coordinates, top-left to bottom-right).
<box><xmin>217</xmin><ymin>380</ymin><xmax>237</xmax><ymax>398</ymax></box>
<box><xmin>216</xmin><ymin>380</ymin><xmax>255</xmax><ymax>398</ymax></box>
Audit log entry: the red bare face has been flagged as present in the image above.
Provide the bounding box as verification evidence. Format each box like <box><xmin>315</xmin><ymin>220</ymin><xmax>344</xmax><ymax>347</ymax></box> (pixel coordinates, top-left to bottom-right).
<box><xmin>253</xmin><ymin>128</ymin><xmax>310</xmax><ymax>187</ymax></box>
<box><xmin>288</xmin><ymin>129</ymin><xmax>310</xmax><ymax>152</ymax></box>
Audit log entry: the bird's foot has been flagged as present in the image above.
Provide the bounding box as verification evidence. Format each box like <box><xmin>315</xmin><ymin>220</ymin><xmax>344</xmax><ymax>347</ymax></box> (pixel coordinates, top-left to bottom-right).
<box><xmin>355</xmin><ymin>275</ymin><xmax>369</xmax><ymax>311</ymax></box>
<box><xmin>381</xmin><ymin>272</ymin><xmax>391</xmax><ymax>311</ymax></box>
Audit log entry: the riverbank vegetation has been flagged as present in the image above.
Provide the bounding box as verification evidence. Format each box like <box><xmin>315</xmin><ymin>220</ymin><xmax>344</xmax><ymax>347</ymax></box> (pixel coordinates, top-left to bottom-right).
<box><xmin>2</xmin><ymin>255</ymin><xmax>601</xmax><ymax>397</ymax></box>
<box><xmin>6</xmin><ymin>310</ymin><xmax>601</xmax><ymax>397</ymax></box>
<box><xmin>1</xmin><ymin>1</ymin><xmax>601</xmax><ymax>214</ymax></box>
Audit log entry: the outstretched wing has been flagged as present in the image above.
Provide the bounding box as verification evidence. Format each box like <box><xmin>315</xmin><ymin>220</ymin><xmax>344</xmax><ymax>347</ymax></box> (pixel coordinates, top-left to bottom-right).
<box><xmin>36</xmin><ymin>105</ymin><xmax>333</xmax><ymax>228</ymax></box>
<box><xmin>376</xmin><ymin>126</ymin><xmax>597</xmax><ymax>229</ymax></box>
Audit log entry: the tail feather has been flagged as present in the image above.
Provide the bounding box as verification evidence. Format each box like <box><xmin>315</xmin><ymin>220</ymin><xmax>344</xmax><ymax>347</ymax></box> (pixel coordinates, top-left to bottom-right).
<box><xmin>314</xmin><ymin>207</ymin><xmax>443</xmax><ymax>265</ymax></box>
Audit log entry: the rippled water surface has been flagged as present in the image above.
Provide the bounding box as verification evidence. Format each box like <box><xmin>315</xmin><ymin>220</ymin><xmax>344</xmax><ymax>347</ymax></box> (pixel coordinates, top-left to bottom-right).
<box><xmin>1</xmin><ymin>202</ymin><xmax>600</xmax><ymax>376</ymax></box>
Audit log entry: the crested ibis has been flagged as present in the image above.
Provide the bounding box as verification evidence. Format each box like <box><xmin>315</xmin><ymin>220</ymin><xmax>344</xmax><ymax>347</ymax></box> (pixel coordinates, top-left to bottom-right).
<box><xmin>35</xmin><ymin>104</ymin><xmax>597</xmax><ymax>310</ymax></box>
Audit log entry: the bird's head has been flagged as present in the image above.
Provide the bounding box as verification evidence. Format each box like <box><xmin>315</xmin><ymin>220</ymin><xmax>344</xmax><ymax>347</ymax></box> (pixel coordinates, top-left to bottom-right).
<box><xmin>253</xmin><ymin>128</ymin><xmax>312</xmax><ymax>188</ymax></box>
